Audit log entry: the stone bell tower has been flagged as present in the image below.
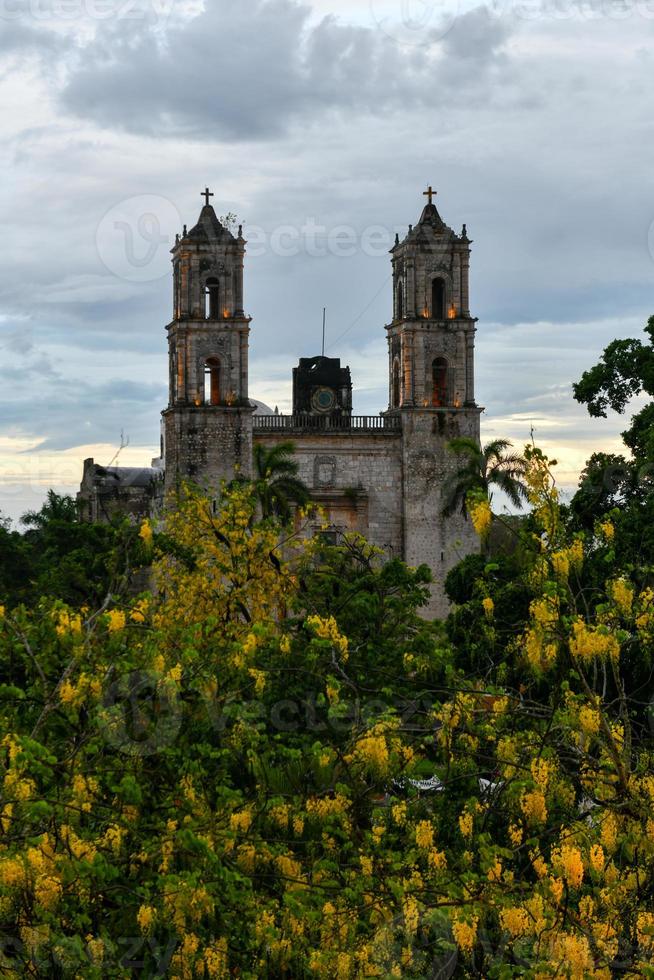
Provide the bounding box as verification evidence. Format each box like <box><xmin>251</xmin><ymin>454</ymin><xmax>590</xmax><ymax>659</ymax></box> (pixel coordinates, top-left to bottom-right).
<box><xmin>163</xmin><ymin>189</ymin><xmax>254</xmax><ymax>496</ymax></box>
<box><xmin>387</xmin><ymin>187</ymin><xmax>482</xmax><ymax>616</ymax></box>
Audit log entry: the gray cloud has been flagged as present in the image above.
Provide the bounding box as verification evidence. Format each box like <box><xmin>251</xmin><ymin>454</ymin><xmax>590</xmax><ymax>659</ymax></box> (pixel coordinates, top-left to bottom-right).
<box><xmin>59</xmin><ymin>0</ymin><xmax>511</xmax><ymax>140</ymax></box>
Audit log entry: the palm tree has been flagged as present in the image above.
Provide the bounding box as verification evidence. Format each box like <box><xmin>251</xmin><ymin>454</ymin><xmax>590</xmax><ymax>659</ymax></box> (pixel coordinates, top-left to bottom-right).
<box><xmin>442</xmin><ymin>438</ymin><xmax>528</xmax><ymax>518</ymax></box>
<box><xmin>253</xmin><ymin>442</ymin><xmax>310</xmax><ymax>524</ymax></box>
<box><xmin>22</xmin><ymin>490</ymin><xmax>78</xmax><ymax>530</ymax></box>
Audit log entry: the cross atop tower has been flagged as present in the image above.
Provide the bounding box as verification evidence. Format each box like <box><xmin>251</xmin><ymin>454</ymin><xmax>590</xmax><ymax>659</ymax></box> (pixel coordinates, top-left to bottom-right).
<box><xmin>201</xmin><ymin>187</ymin><xmax>214</xmax><ymax>207</ymax></box>
<box><xmin>423</xmin><ymin>185</ymin><xmax>437</xmax><ymax>206</ymax></box>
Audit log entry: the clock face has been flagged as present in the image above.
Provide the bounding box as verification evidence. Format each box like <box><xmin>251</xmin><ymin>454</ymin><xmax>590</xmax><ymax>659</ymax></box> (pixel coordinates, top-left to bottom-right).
<box><xmin>312</xmin><ymin>387</ymin><xmax>337</xmax><ymax>413</ymax></box>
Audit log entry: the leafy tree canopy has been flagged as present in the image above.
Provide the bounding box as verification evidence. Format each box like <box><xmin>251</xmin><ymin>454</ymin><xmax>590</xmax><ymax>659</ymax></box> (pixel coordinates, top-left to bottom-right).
<box><xmin>1</xmin><ymin>461</ymin><xmax>654</xmax><ymax>977</ymax></box>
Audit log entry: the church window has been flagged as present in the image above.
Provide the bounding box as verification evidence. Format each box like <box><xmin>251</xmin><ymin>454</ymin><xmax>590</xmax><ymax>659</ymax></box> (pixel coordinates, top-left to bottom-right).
<box><xmin>432</xmin><ymin>357</ymin><xmax>449</xmax><ymax>407</ymax></box>
<box><xmin>204</xmin><ymin>357</ymin><xmax>221</xmax><ymax>406</ymax></box>
<box><xmin>392</xmin><ymin>358</ymin><xmax>401</xmax><ymax>408</ymax></box>
<box><xmin>432</xmin><ymin>278</ymin><xmax>446</xmax><ymax>319</ymax></box>
<box><xmin>396</xmin><ymin>281</ymin><xmax>404</xmax><ymax>320</ymax></box>
<box><xmin>205</xmin><ymin>278</ymin><xmax>220</xmax><ymax>319</ymax></box>
<box><xmin>174</xmin><ymin>265</ymin><xmax>181</xmax><ymax>318</ymax></box>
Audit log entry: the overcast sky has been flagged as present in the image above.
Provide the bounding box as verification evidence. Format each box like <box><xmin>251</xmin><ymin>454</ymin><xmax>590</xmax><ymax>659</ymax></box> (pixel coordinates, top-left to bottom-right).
<box><xmin>0</xmin><ymin>0</ymin><xmax>653</xmax><ymax>522</ymax></box>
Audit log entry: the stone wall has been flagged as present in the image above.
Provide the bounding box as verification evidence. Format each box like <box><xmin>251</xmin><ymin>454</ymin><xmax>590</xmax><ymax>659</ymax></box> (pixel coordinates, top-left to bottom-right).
<box><xmin>164</xmin><ymin>406</ymin><xmax>254</xmax><ymax>496</ymax></box>
<box><xmin>400</xmin><ymin>408</ymin><xmax>481</xmax><ymax>619</ymax></box>
<box><xmin>254</xmin><ymin>430</ymin><xmax>404</xmax><ymax>561</ymax></box>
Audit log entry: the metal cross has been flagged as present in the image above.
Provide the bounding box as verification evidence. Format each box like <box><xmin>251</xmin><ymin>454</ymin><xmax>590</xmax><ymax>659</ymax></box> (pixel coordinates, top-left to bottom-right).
<box><xmin>202</xmin><ymin>187</ymin><xmax>214</xmax><ymax>207</ymax></box>
<box><xmin>423</xmin><ymin>185</ymin><xmax>437</xmax><ymax>205</ymax></box>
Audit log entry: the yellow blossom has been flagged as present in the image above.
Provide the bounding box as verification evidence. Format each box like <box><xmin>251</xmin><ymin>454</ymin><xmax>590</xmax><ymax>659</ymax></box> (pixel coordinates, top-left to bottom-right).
<box><xmin>230</xmin><ymin>809</ymin><xmax>253</xmax><ymax>834</ymax></box>
<box><xmin>165</xmin><ymin>663</ymin><xmax>182</xmax><ymax>683</ymax></box>
<box><xmin>600</xmin><ymin>813</ymin><xmax>619</xmax><ymax>852</ymax></box>
<box><xmin>459</xmin><ymin>811</ymin><xmax>474</xmax><ymax>838</ymax></box>
<box><xmin>609</xmin><ymin>578</ymin><xmax>634</xmax><ymax>616</ymax></box>
<box><xmin>469</xmin><ymin>498</ymin><xmax>492</xmax><ymax>537</ymax></box>
<box><xmin>139</xmin><ymin>520</ymin><xmax>154</xmax><ymax>549</ymax></box>
<box><xmin>106</xmin><ymin>609</ymin><xmax>126</xmax><ymax>633</ymax></box>
<box><xmin>521</xmin><ymin>789</ymin><xmax>547</xmax><ymax>825</ymax></box>
<box><xmin>487</xmin><ymin>858</ymin><xmax>503</xmax><ymax>882</ymax></box>
<box><xmin>452</xmin><ymin>916</ymin><xmax>478</xmax><ymax>954</ymax></box>
<box><xmin>500</xmin><ymin>907</ymin><xmax>531</xmax><ymax>938</ymax></box>
<box><xmin>569</xmin><ymin>619</ymin><xmax>620</xmax><ymax>665</ymax></box>
<box><xmin>508</xmin><ymin>824</ymin><xmax>523</xmax><ymax>847</ymax></box>
<box><xmin>415</xmin><ymin>820</ymin><xmax>434</xmax><ymax>849</ymax></box>
<box><xmin>589</xmin><ymin>844</ymin><xmax>605</xmax><ymax>875</ymax></box>
<box><xmin>599</xmin><ymin>521</ymin><xmax>615</xmax><ymax>542</ymax></box>
<box><xmin>428</xmin><ymin>848</ymin><xmax>447</xmax><ymax>872</ymax></box>
<box><xmin>137</xmin><ymin>905</ymin><xmax>157</xmax><ymax>933</ymax></box>
<box><xmin>551</xmin><ymin>550</ymin><xmax>570</xmax><ymax>580</ymax></box>
<box><xmin>305</xmin><ymin>615</ymin><xmax>349</xmax><ymax>660</ymax></box>
<box><xmin>482</xmin><ymin>597</ymin><xmax>494</xmax><ymax>620</ymax></box>
<box><xmin>403</xmin><ymin>896</ymin><xmax>419</xmax><ymax>936</ymax></box>
<box><xmin>360</xmin><ymin>855</ymin><xmax>373</xmax><ymax>877</ymax></box>
<box><xmin>391</xmin><ymin>801</ymin><xmax>407</xmax><ymax>825</ymax></box>
<box><xmin>578</xmin><ymin>703</ymin><xmax>601</xmax><ymax>736</ymax></box>
<box><xmin>552</xmin><ymin>844</ymin><xmax>584</xmax><ymax>889</ymax></box>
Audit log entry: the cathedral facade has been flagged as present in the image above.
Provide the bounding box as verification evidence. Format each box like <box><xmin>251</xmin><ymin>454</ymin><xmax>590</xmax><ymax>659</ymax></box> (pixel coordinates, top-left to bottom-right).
<box><xmin>78</xmin><ymin>188</ymin><xmax>482</xmax><ymax>618</ymax></box>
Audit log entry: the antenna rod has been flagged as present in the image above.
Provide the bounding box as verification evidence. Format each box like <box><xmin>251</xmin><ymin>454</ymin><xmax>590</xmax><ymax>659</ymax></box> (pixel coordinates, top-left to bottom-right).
<box><xmin>322</xmin><ymin>307</ymin><xmax>326</xmax><ymax>357</ymax></box>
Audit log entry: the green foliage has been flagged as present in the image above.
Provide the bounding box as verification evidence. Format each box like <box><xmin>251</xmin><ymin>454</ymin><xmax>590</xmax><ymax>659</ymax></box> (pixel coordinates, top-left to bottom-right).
<box><xmin>443</xmin><ymin>438</ymin><xmax>528</xmax><ymax>518</ymax></box>
<box><xmin>1</xmin><ymin>469</ymin><xmax>654</xmax><ymax>977</ymax></box>
<box><xmin>252</xmin><ymin>440</ymin><xmax>310</xmax><ymax>524</ymax></box>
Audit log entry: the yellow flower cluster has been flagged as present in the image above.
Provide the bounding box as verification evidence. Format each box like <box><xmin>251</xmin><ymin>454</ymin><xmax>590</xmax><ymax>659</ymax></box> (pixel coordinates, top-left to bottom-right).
<box><xmin>53</xmin><ymin>608</ymin><xmax>82</xmax><ymax>638</ymax></box>
<box><xmin>469</xmin><ymin>498</ymin><xmax>492</xmax><ymax>537</ymax></box>
<box><xmin>487</xmin><ymin>858</ymin><xmax>503</xmax><ymax>882</ymax></box>
<box><xmin>230</xmin><ymin>809</ymin><xmax>253</xmax><ymax>834</ymax></box>
<box><xmin>609</xmin><ymin>578</ymin><xmax>634</xmax><ymax>617</ymax></box>
<box><xmin>569</xmin><ymin>619</ymin><xmax>620</xmax><ymax>665</ymax></box>
<box><xmin>578</xmin><ymin>703</ymin><xmax>601</xmax><ymax>736</ymax></box>
<box><xmin>351</xmin><ymin>731</ymin><xmax>389</xmax><ymax>774</ymax></box>
<box><xmin>71</xmin><ymin>773</ymin><xmax>99</xmax><ymax>813</ymax></box>
<box><xmin>403</xmin><ymin>895</ymin><xmax>419</xmax><ymax>936</ymax></box>
<box><xmin>598</xmin><ymin>521</ymin><xmax>615</xmax><ymax>542</ymax></box>
<box><xmin>0</xmin><ymin>855</ymin><xmax>26</xmax><ymax>888</ymax></box>
<box><xmin>139</xmin><ymin>520</ymin><xmax>154</xmax><ymax>549</ymax></box>
<box><xmin>415</xmin><ymin>820</ymin><xmax>434</xmax><ymax>849</ymax></box>
<box><xmin>204</xmin><ymin>940</ymin><xmax>228</xmax><ymax>977</ymax></box>
<box><xmin>636</xmin><ymin>911</ymin><xmax>654</xmax><ymax>951</ymax></box>
<box><xmin>452</xmin><ymin>916</ymin><xmax>478</xmax><ymax>954</ymax></box>
<box><xmin>305</xmin><ymin>615</ymin><xmax>349</xmax><ymax>660</ymax></box>
<box><xmin>482</xmin><ymin>596</ymin><xmax>494</xmax><ymax>620</ymax></box>
<box><xmin>524</xmin><ymin>628</ymin><xmax>558</xmax><ymax>672</ymax></box>
<box><xmin>521</xmin><ymin>789</ymin><xmax>547</xmax><ymax>825</ymax></box>
<box><xmin>508</xmin><ymin>824</ymin><xmax>523</xmax><ymax>847</ymax></box>
<box><xmin>531</xmin><ymin>596</ymin><xmax>559</xmax><ymax>629</ymax></box>
<box><xmin>500</xmin><ymin>907</ymin><xmax>531</xmax><ymax>937</ymax></box>
<box><xmin>548</xmin><ymin>932</ymin><xmax>594</xmax><ymax>978</ymax></box>
<box><xmin>391</xmin><ymin>801</ymin><xmax>407</xmax><ymax>825</ymax></box>
<box><xmin>137</xmin><ymin>905</ymin><xmax>157</xmax><ymax>933</ymax></box>
<box><xmin>531</xmin><ymin>757</ymin><xmax>555</xmax><ymax>791</ymax></box>
<box><xmin>589</xmin><ymin>844</ymin><xmax>605</xmax><ymax>874</ymax></box>
<box><xmin>552</xmin><ymin>844</ymin><xmax>584</xmax><ymax>889</ymax></box>
<box><xmin>130</xmin><ymin>598</ymin><xmax>149</xmax><ymax>624</ymax></box>
<box><xmin>306</xmin><ymin>794</ymin><xmax>351</xmax><ymax>822</ymax></box>
<box><xmin>106</xmin><ymin>609</ymin><xmax>126</xmax><ymax>633</ymax></box>
<box><xmin>459</xmin><ymin>811</ymin><xmax>474</xmax><ymax>839</ymax></box>
<box><xmin>59</xmin><ymin>672</ymin><xmax>102</xmax><ymax>708</ymax></box>
<box><xmin>636</xmin><ymin>588</ymin><xmax>654</xmax><ymax>632</ymax></box>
